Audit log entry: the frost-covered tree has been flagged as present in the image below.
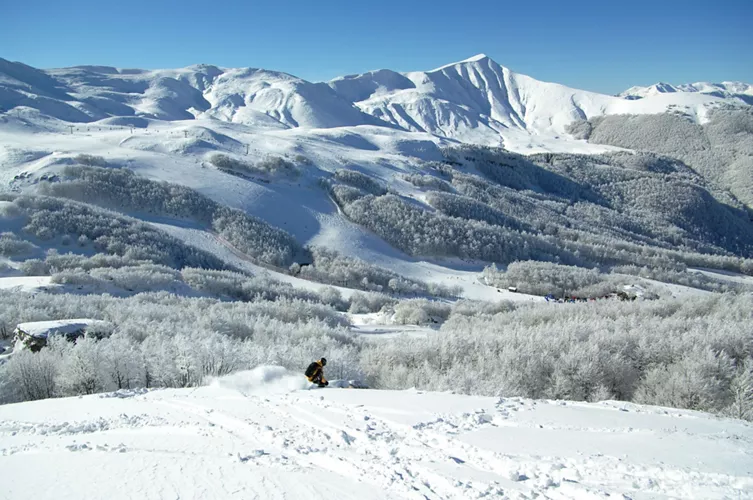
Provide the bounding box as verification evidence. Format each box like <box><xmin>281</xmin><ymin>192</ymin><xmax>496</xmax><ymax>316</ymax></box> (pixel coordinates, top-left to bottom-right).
<box><xmin>333</xmin><ymin>169</ymin><xmax>387</xmax><ymax>195</ymax></box>
<box><xmin>580</xmin><ymin>108</ymin><xmax>753</xmax><ymax>207</ymax></box>
<box><xmin>725</xmin><ymin>358</ymin><xmax>753</xmax><ymax>420</ymax></box>
<box><xmin>393</xmin><ymin>299</ymin><xmax>451</xmax><ymax>325</ymax></box>
<box><xmin>100</xmin><ymin>333</ymin><xmax>145</xmax><ymax>390</ymax></box>
<box><xmin>2</xmin><ymin>346</ymin><xmax>60</xmax><ymax>401</ymax></box>
<box><xmin>57</xmin><ymin>336</ymin><xmax>105</xmax><ymax>396</ymax></box>
<box><xmin>40</xmin><ymin>166</ymin><xmax>303</xmax><ymax>267</ymax></box>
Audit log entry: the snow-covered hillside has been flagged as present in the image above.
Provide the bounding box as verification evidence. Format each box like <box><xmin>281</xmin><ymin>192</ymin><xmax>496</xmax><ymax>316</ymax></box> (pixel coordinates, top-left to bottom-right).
<box><xmin>1</xmin><ymin>368</ymin><xmax>751</xmax><ymax>500</ymax></box>
<box><xmin>620</xmin><ymin>81</ymin><xmax>753</xmax><ymax>103</ymax></box>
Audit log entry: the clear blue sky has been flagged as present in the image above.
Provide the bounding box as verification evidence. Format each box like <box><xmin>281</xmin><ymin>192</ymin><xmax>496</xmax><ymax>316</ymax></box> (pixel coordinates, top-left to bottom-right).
<box><xmin>2</xmin><ymin>0</ymin><xmax>751</xmax><ymax>95</ymax></box>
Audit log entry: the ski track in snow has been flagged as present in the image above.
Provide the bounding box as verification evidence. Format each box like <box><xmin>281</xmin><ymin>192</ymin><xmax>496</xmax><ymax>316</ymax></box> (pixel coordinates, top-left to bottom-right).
<box><xmin>1</xmin><ymin>377</ymin><xmax>751</xmax><ymax>500</ymax></box>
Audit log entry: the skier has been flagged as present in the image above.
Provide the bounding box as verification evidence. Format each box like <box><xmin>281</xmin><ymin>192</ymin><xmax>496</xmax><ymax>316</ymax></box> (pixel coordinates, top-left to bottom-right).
<box><xmin>305</xmin><ymin>357</ymin><xmax>329</xmax><ymax>387</ymax></box>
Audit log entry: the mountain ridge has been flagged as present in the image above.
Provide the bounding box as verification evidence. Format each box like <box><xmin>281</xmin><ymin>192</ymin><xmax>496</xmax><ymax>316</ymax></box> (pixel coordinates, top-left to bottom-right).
<box><xmin>620</xmin><ymin>81</ymin><xmax>753</xmax><ymax>102</ymax></box>
<box><xmin>2</xmin><ymin>55</ymin><xmax>750</xmax><ymax>148</ymax></box>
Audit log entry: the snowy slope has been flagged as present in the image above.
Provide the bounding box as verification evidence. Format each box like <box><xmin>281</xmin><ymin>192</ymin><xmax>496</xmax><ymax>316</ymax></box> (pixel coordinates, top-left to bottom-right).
<box><xmin>0</xmin><ymin>276</ymin><xmax>53</xmax><ymax>292</ymax></box>
<box><xmin>1</xmin><ymin>369</ymin><xmax>751</xmax><ymax>500</ymax></box>
<box><xmin>0</xmin><ymin>114</ymin><xmax>524</xmax><ymax>301</ymax></box>
<box><xmin>0</xmin><ymin>111</ymin><xmax>743</xmax><ymax>303</ymax></box>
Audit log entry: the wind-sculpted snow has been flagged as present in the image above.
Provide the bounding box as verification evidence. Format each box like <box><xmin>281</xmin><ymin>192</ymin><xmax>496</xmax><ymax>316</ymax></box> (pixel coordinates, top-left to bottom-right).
<box><xmin>0</xmin><ymin>385</ymin><xmax>751</xmax><ymax>499</ymax></box>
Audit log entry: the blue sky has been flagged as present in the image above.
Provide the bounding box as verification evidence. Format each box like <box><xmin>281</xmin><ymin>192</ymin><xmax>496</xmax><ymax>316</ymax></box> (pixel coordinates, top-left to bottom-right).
<box><xmin>2</xmin><ymin>0</ymin><xmax>751</xmax><ymax>94</ymax></box>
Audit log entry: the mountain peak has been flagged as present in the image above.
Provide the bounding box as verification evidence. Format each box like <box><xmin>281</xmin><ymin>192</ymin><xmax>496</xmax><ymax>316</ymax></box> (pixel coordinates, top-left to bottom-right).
<box><xmin>463</xmin><ymin>53</ymin><xmax>490</xmax><ymax>63</ymax></box>
<box><xmin>430</xmin><ymin>53</ymin><xmax>500</xmax><ymax>73</ymax></box>
<box><xmin>651</xmin><ymin>82</ymin><xmax>678</xmax><ymax>93</ymax></box>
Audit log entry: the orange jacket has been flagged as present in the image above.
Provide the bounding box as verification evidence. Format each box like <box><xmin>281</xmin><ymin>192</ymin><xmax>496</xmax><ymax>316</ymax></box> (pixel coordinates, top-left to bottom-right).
<box><xmin>305</xmin><ymin>360</ymin><xmax>327</xmax><ymax>383</ymax></box>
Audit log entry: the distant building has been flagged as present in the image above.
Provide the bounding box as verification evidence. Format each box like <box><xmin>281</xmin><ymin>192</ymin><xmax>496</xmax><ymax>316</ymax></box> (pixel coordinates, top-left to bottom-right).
<box><xmin>13</xmin><ymin>319</ymin><xmax>111</xmax><ymax>352</ymax></box>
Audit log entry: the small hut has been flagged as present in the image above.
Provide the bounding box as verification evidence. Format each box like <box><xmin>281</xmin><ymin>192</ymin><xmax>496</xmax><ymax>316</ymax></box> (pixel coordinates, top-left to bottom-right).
<box><xmin>13</xmin><ymin>319</ymin><xmax>111</xmax><ymax>352</ymax></box>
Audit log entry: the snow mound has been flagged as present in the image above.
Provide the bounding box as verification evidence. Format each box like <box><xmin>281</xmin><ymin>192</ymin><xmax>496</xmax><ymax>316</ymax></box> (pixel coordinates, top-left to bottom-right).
<box><xmin>326</xmin><ymin>379</ymin><xmax>369</xmax><ymax>389</ymax></box>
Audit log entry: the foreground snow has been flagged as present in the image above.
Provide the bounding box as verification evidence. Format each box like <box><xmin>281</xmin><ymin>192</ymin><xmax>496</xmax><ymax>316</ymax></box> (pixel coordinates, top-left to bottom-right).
<box><xmin>1</xmin><ymin>368</ymin><xmax>751</xmax><ymax>499</ymax></box>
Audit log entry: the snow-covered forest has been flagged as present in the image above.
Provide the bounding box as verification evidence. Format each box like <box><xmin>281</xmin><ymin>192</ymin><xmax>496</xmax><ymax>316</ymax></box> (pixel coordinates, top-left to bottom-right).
<box><xmin>1</xmin><ymin>288</ymin><xmax>751</xmax><ymax>422</ymax></box>
<box><xmin>573</xmin><ymin>107</ymin><xmax>753</xmax><ymax>207</ymax></box>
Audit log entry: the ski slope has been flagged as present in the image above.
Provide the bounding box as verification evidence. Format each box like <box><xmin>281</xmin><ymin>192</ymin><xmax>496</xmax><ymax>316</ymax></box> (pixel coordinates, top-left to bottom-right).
<box><xmin>1</xmin><ymin>368</ymin><xmax>751</xmax><ymax>500</ymax></box>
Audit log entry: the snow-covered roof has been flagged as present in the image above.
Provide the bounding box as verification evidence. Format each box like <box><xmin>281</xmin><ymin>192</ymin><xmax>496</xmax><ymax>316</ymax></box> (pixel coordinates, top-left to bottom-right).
<box><xmin>15</xmin><ymin>319</ymin><xmax>108</xmax><ymax>339</ymax></box>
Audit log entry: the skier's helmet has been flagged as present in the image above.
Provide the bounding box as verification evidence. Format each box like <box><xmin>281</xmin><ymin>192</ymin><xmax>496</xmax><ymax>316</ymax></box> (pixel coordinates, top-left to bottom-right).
<box><xmin>320</xmin><ymin>357</ymin><xmax>327</xmax><ymax>366</ymax></box>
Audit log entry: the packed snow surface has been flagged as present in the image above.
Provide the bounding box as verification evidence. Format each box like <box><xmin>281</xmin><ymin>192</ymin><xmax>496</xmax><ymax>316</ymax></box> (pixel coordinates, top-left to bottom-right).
<box><xmin>1</xmin><ymin>368</ymin><xmax>751</xmax><ymax>500</ymax></box>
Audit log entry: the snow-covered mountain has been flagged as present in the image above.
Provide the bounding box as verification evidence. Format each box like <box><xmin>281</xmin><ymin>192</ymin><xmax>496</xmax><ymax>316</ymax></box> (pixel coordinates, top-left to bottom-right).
<box><xmin>0</xmin><ymin>58</ymin><xmax>387</xmax><ymax>129</ymax></box>
<box><xmin>330</xmin><ymin>54</ymin><xmax>620</xmax><ymax>145</ymax></box>
<box><xmin>2</xmin><ymin>55</ymin><xmax>749</xmax><ymax>148</ymax></box>
<box><xmin>329</xmin><ymin>54</ymin><xmax>751</xmax><ymax>146</ymax></box>
<box><xmin>620</xmin><ymin>80</ymin><xmax>753</xmax><ymax>104</ymax></box>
